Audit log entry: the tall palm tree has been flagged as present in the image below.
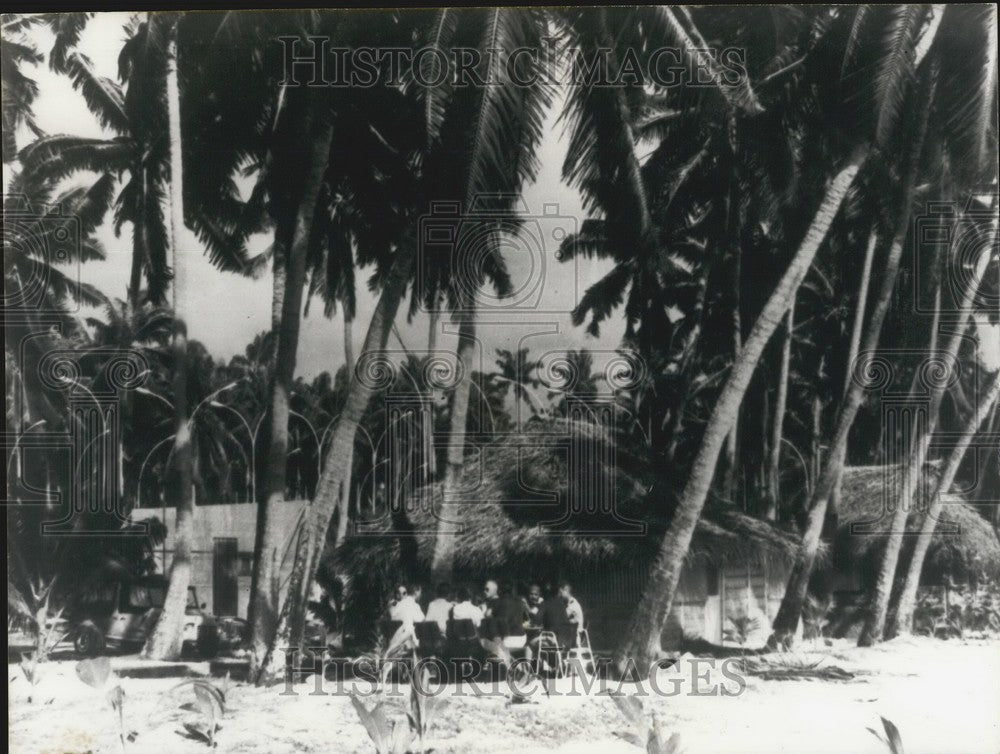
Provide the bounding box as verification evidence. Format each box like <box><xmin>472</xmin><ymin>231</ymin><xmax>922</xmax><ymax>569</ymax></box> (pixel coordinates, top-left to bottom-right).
<box><xmin>616</xmin><ymin>157</ymin><xmax>861</xmax><ymax>670</ymax></box>
<box><xmin>142</xmin><ymin>16</ymin><xmax>192</xmax><ymax>660</ymax></box>
<box><xmin>772</xmin><ymin>4</ymin><xmax>998</xmax><ymax>647</ymax></box>
<box><xmin>892</xmin><ymin>366</ymin><xmax>1000</xmax><ymax>635</ymax></box>
<box><xmin>265</xmin><ymin>7</ymin><xmax>553</xmax><ymax>672</ymax></box>
<box><xmin>860</xmin><ymin>201</ymin><xmax>996</xmax><ymax>646</ymax></box>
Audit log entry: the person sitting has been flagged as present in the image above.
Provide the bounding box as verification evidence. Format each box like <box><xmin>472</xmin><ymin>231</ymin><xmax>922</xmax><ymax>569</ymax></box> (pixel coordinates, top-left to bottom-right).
<box><xmin>390</xmin><ymin>583</ymin><xmax>426</xmax><ymax>625</ymax></box>
<box><xmin>494</xmin><ymin>582</ymin><xmax>529</xmax><ymax>650</ymax></box>
<box><xmin>482</xmin><ymin>579</ymin><xmax>500</xmax><ymax>617</ymax></box>
<box><xmin>525</xmin><ymin>583</ymin><xmax>544</xmax><ymax>627</ymax></box>
<box><xmin>450</xmin><ymin>586</ymin><xmax>484</xmax><ymax>627</ymax></box>
<box><xmin>424</xmin><ymin>582</ymin><xmax>454</xmax><ymax>635</ymax></box>
<box><xmin>560</xmin><ymin>581</ymin><xmax>585</xmax><ymax>631</ymax></box>
<box><xmin>540</xmin><ymin>584</ymin><xmax>577</xmax><ymax>649</ymax></box>
<box><xmin>387</xmin><ymin>584</ymin><xmax>407</xmax><ymax>615</ymax></box>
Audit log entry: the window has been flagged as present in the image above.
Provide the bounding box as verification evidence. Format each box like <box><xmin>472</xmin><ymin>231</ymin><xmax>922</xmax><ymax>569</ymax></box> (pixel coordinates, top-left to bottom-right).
<box><xmin>238</xmin><ymin>553</ymin><xmax>254</xmax><ymax>577</ymax></box>
<box><xmin>706</xmin><ymin>564</ymin><xmax>720</xmax><ymax>597</ymax></box>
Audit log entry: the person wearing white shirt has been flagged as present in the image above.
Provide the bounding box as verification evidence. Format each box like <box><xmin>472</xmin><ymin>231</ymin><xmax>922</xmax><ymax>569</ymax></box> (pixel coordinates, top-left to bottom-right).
<box><xmin>425</xmin><ymin>583</ymin><xmax>454</xmax><ymax>634</ymax></box>
<box><xmin>450</xmin><ymin>587</ymin><xmax>484</xmax><ymax>627</ymax></box>
<box><xmin>390</xmin><ymin>588</ymin><xmax>426</xmax><ymax>625</ymax></box>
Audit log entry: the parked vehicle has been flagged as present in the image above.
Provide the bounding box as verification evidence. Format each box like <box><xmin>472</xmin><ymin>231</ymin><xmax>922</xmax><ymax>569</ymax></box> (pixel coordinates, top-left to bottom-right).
<box><xmin>66</xmin><ymin>575</ymin><xmax>219</xmax><ymax>658</ymax></box>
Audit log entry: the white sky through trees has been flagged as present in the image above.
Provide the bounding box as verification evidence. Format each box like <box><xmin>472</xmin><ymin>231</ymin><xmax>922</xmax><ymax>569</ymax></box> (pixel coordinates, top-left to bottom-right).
<box><xmin>11</xmin><ymin>13</ymin><xmax>997</xmax><ymax>377</ymax></box>
<box><xmin>12</xmin><ymin>12</ymin><xmax>625</xmax><ymax>381</ymax></box>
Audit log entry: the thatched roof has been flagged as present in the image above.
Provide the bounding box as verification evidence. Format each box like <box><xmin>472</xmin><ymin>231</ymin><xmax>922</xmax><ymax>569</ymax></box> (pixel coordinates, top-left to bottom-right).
<box><xmin>332</xmin><ymin>420</ymin><xmax>802</xmax><ymax>587</ymax></box>
<box><xmin>835</xmin><ymin>465</ymin><xmax>1000</xmax><ymax>580</ymax></box>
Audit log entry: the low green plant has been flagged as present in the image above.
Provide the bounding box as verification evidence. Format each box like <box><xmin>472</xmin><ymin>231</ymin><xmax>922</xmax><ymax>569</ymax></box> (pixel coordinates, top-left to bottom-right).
<box><xmin>867</xmin><ymin>715</ymin><xmax>903</xmax><ymax>754</ymax></box>
<box><xmin>76</xmin><ymin>657</ymin><xmax>128</xmax><ymax>751</ymax></box>
<box><xmin>172</xmin><ymin>677</ymin><xmax>228</xmax><ymax>747</ymax></box>
<box><xmin>349</xmin><ymin>664</ymin><xmax>443</xmax><ymax>754</ymax></box>
<box><xmin>358</xmin><ymin>625</ymin><xmax>416</xmax><ymax>698</ymax></box>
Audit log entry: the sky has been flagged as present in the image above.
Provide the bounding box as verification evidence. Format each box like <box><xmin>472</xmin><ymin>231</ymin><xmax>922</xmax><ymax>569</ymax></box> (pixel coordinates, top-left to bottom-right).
<box><xmin>16</xmin><ymin>12</ymin><xmax>625</xmax><ymax>383</ymax></box>
<box><xmin>14</xmin><ymin>12</ymin><xmax>998</xmax><ymax>381</ymax></box>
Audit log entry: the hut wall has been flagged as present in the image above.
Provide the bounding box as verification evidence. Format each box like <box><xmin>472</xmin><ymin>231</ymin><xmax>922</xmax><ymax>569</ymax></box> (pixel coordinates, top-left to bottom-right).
<box><xmin>574</xmin><ymin>555</ymin><xmax>789</xmax><ymax>651</ymax></box>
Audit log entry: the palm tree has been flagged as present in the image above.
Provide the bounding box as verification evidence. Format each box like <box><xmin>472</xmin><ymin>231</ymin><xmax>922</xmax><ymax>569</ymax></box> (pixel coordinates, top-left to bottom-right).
<box><xmin>142</xmin><ymin>15</ymin><xmax>192</xmax><ymax>660</ymax></box>
<box><xmin>545</xmin><ymin>349</ymin><xmax>603</xmax><ymax>415</ymax></box>
<box><xmin>891</xmin><ymin>366</ymin><xmax>1000</xmax><ymax>636</ymax></box>
<box><xmin>859</xmin><ymin>201</ymin><xmax>996</xmax><ymax>646</ymax></box>
<box><xmin>772</xmin><ymin>4</ymin><xmax>998</xmax><ymax>647</ymax></box>
<box><xmin>264</xmin><ymin>6</ymin><xmax>555</xmax><ymax>672</ymax></box>
<box><xmin>493</xmin><ymin>347</ymin><xmax>541</xmax><ymax>421</ymax></box>
<box><xmin>410</xmin><ymin>7</ymin><xmax>552</xmax><ymax>587</ymax></box>
<box><xmin>616</xmin><ymin>157</ymin><xmax>861</xmax><ymax>671</ymax></box>
<box><xmin>2</xmin><ymin>14</ymin><xmax>47</xmax><ymax>163</ymax></box>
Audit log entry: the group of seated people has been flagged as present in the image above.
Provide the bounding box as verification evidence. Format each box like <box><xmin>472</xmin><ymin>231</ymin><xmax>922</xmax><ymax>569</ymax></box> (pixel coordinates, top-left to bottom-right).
<box><xmin>385</xmin><ymin>579</ymin><xmax>585</xmax><ymax>656</ymax></box>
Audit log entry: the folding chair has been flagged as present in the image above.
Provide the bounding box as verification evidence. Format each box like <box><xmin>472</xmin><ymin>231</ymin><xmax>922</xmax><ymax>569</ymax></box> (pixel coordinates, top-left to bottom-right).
<box><xmin>566</xmin><ymin>627</ymin><xmax>596</xmax><ymax>679</ymax></box>
<box><xmin>446</xmin><ymin>618</ymin><xmax>478</xmax><ymax>642</ymax></box>
<box><xmin>414</xmin><ymin>621</ymin><xmax>444</xmax><ymax>657</ymax></box>
<box><xmin>534</xmin><ymin>630</ymin><xmax>567</xmax><ymax>678</ymax></box>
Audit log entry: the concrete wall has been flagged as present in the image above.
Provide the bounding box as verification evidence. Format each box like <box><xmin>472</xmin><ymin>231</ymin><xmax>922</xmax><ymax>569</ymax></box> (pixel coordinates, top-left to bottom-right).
<box><xmin>132</xmin><ymin>500</ymin><xmax>308</xmax><ymax>618</ymax></box>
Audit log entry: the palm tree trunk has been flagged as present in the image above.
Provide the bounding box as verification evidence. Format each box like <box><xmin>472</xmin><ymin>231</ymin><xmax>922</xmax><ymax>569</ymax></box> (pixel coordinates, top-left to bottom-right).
<box><xmin>615</xmin><ymin>161</ymin><xmax>860</xmax><ymax>672</ymax></box>
<box><xmin>829</xmin><ymin>230</ymin><xmax>878</xmax><ymax>513</ymax></box>
<box><xmin>766</xmin><ymin>302</ymin><xmax>794</xmax><ymax>520</ymax></box>
<box><xmin>143</xmin><ymin>23</ymin><xmax>191</xmax><ymax>661</ymax></box>
<box><xmin>723</xmin><ymin>196</ymin><xmax>742</xmax><ymax>503</ymax></box>
<box><xmin>892</xmin><ymin>369</ymin><xmax>1000</xmax><ymax>636</ymax></box>
<box><xmin>343</xmin><ymin>311</ymin><xmax>354</xmax><ymax>371</ymax></box>
<box><xmin>770</xmin><ymin>222</ymin><xmax>907</xmax><ymax>646</ymax></box>
<box><xmin>859</xmin><ymin>226</ymin><xmax>994</xmax><ymax>646</ymax></box>
<box><xmin>249</xmin><ymin>113</ymin><xmax>333</xmax><ymax>679</ymax></box>
<box><xmin>427</xmin><ymin>304</ymin><xmax>440</xmax><ymax>354</ymax></box>
<box><xmin>247</xmin><ymin>242</ymin><xmax>286</xmax><ymax>629</ymax></box>
<box><xmin>260</xmin><ymin>241</ymin><xmax>413</xmax><ymax>681</ymax></box>
<box><xmin>335</xmin><ymin>312</ymin><xmax>355</xmax><ymax>547</ymax></box>
<box><xmin>429</xmin><ymin>302</ymin><xmax>477</xmax><ymax>585</ymax></box>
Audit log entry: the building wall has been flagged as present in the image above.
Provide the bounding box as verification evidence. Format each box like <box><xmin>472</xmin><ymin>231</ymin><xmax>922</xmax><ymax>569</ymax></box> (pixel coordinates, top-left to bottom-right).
<box><xmin>575</xmin><ymin>555</ymin><xmax>789</xmax><ymax>651</ymax></box>
<box><xmin>132</xmin><ymin>500</ymin><xmax>308</xmax><ymax>618</ymax></box>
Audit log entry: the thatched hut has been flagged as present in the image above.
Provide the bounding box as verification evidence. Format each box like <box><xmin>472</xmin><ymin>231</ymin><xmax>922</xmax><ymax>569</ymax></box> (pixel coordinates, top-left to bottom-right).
<box><xmin>831</xmin><ymin>465</ymin><xmax>1000</xmax><ymax>592</ymax></box>
<box><xmin>331</xmin><ymin>420</ymin><xmax>803</xmax><ymax>650</ymax></box>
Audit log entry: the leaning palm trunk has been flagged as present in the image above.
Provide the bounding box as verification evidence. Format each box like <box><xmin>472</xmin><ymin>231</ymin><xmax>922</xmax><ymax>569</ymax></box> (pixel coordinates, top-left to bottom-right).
<box><xmin>249</xmin><ymin>115</ymin><xmax>334</xmax><ymax>680</ymax></box>
<box><xmin>770</xmin><ymin>221</ymin><xmax>910</xmax><ymax>646</ymax></box>
<box><xmin>259</xmin><ymin>243</ymin><xmax>413</xmax><ymax>681</ymax></box>
<box><xmin>334</xmin><ymin>312</ymin><xmax>355</xmax><ymax>547</ymax></box>
<box><xmin>828</xmin><ymin>229</ymin><xmax>878</xmax><ymax>513</ymax></box>
<box><xmin>766</xmin><ymin>302</ymin><xmax>794</xmax><ymax>520</ymax></box>
<box><xmin>891</xmin><ymin>369</ymin><xmax>1000</xmax><ymax>636</ymax></box>
<box><xmin>859</xmin><ymin>228</ymin><xmax>994</xmax><ymax>646</ymax></box>
<box><xmin>429</xmin><ymin>302</ymin><xmax>478</xmax><ymax>585</ymax></box>
<box><xmin>615</xmin><ymin>161</ymin><xmax>860</xmax><ymax>672</ymax></box>
<box><xmin>143</xmin><ymin>24</ymin><xmax>191</xmax><ymax>660</ymax></box>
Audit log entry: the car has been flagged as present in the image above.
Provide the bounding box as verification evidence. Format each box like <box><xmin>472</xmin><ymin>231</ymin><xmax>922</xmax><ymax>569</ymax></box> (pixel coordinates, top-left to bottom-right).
<box><xmin>69</xmin><ymin>575</ymin><xmax>220</xmax><ymax>659</ymax></box>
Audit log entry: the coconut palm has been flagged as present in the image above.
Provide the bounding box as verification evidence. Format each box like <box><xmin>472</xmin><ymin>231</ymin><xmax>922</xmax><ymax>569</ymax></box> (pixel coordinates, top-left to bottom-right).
<box><xmin>268</xmin><ymin>7</ymin><xmax>554</xmax><ymax>672</ymax></box>
<box><xmin>142</xmin><ymin>14</ymin><xmax>192</xmax><ymax>660</ymax></box>
<box><xmin>492</xmin><ymin>348</ymin><xmax>542</xmax><ymax>421</ymax></box>
<box><xmin>1</xmin><ymin>14</ymin><xmax>46</xmax><ymax>162</ymax></box>
<box><xmin>771</xmin><ymin>4</ymin><xmax>999</xmax><ymax>647</ymax></box>
<box><xmin>892</xmin><ymin>367</ymin><xmax>1000</xmax><ymax>636</ymax></box>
